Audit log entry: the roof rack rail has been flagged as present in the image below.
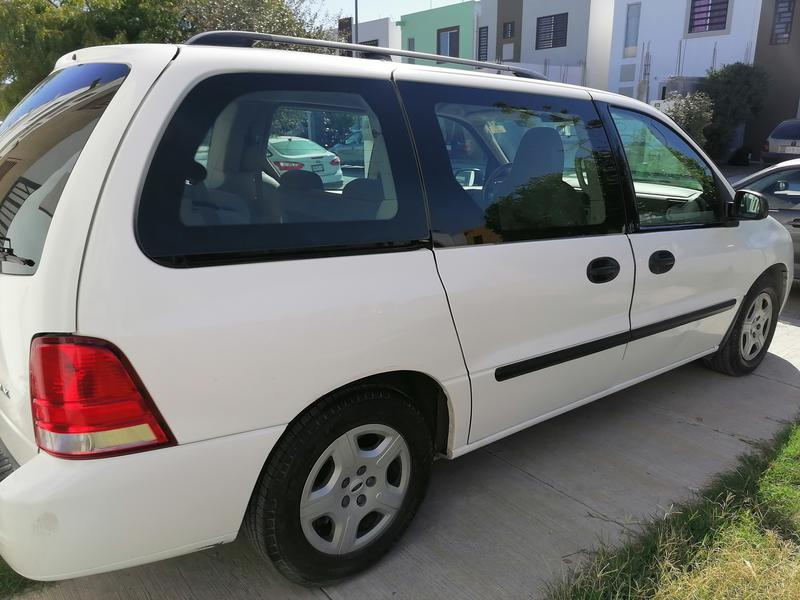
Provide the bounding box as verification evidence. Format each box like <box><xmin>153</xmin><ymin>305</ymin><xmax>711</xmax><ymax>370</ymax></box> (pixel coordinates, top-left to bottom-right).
<box><xmin>184</xmin><ymin>31</ymin><xmax>548</xmax><ymax>81</ymax></box>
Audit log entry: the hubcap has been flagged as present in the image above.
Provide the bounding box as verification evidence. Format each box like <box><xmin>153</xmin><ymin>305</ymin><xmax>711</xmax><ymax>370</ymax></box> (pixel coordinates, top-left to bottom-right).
<box><xmin>740</xmin><ymin>292</ymin><xmax>773</xmax><ymax>362</ymax></box>
<box><xmin>299</xmin><ymin>424</ymin><xmax>411</xmax><ymax>555</ymax></box>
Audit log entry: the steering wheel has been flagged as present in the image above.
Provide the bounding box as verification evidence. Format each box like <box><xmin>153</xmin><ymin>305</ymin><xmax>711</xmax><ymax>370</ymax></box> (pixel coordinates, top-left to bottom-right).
<box><xmin>482</xmin><ymin>162</ymin><xmax>513</xmax><ymax>208</ymax></box>
<box><xmin>575</xmin><ymin>157</ymin><xmax>590</xmax><ymax>192</ymax></box>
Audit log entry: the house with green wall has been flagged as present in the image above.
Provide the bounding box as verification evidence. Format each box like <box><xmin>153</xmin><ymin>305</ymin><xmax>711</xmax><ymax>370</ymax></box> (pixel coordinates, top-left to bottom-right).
<box><xmin>398</xmin><ymin>2</ymin><xmax>480</xmax><ymax>68</ymax></box>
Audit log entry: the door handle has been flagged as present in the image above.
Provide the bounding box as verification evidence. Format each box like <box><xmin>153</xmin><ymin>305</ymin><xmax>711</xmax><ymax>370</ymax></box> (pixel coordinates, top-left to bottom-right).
<box><xmin>586</xmin><ymin>257</ymin><xmax>621</xmax><ymax>284</ymax></box>
<box><xmin>791</xmin><ymin>218</ymin><xmax>800</xmax><ymax>228</ymax></box>
<box><xmin>649</xmin><ymin>250</ymin><xmax>676</xmax><ymax>274</ymax></box>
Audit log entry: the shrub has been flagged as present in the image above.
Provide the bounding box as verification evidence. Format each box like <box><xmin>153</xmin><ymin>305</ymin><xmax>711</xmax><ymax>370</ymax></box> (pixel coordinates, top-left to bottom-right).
<box><xmin>704</xmin><ymin>63</ymin><xmax>769</xmax><ymax>159</ymax></box>
<box><xmin>662</xmin><ymin>91</ymin><xmax>714</xmax><ymax>147</ymax></box>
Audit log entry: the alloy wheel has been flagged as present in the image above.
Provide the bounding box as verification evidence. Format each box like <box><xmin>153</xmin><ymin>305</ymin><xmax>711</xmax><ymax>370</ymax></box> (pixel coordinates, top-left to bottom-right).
<box><xmin>740</xmin><ymin>292</ymin><xmax>773</xmax><ymax>361</ymax></box>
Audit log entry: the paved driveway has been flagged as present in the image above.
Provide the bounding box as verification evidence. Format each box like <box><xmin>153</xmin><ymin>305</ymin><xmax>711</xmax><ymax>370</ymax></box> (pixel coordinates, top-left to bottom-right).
<box><xmin>22</xmin><ymin>285</ymin><xmax>800</xmax><ymax>600</ymax></box>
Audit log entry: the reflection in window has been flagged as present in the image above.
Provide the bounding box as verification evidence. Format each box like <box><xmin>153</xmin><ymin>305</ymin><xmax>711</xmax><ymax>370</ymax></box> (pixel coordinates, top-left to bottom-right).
<box><xmin>610</xmin><ymin>108</ymin><xmax>722</xmax><ymax>227</ymax></box>
<box><xmin>138</xmin><ymin>75</ymin><xmax>429</xmax><ymax>265</ymax></box>
<box><xmin>423</xmin><ymin>95</ymin><xmax>624</xmax><ymax>246</ymax></box>
<box><xmin>0</xmin><ymin>63</ymin><xmax>128</xmax><ymax>274</ymax></box>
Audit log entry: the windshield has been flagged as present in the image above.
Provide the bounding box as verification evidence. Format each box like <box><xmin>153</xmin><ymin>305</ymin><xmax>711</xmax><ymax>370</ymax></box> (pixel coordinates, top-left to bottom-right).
<box><xmin>0</xmin><ymin>63</ymin><xmax>129</xmax><ymax>274</ymax></box>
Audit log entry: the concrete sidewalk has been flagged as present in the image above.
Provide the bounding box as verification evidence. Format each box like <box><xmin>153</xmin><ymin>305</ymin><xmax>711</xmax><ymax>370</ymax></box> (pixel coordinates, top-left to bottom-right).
<box><xmin>22</xmin><ymin>286</ymin><xmax>800</xmax><ymax>600</ymax></box>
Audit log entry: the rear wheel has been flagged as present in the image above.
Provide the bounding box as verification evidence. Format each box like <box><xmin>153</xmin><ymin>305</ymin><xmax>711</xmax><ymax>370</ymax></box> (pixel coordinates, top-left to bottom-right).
<box><xmin>704</xmin><ymin>279</ymin><xmax>780</xmax><ymax>376</ymax></box>
<box><xmin>246</xmin><ymin>387</ymin><xmax>433</xmax><ymax>585</ymax></box>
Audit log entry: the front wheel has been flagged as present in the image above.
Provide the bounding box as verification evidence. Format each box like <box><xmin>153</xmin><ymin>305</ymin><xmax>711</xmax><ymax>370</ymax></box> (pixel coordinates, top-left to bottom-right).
<box><xmin>704</xmin><ymin>279</ymin><xmax>780</xmax><ymax>376</ymax></box>
<box><xmin>246</xmin><ymin>387</ymin><xmax>433</xmax><ymax>585</ymax></box>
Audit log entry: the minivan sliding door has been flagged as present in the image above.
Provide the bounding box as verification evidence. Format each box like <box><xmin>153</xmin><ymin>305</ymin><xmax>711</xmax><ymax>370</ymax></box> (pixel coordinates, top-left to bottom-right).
<box><xmin>396</xmin><ymin>73</ymin><xmax>634</xmax><ymax>444</ymax></box>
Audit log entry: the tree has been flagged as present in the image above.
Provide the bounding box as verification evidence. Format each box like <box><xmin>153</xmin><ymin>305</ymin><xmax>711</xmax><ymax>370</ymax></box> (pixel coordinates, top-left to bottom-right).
<box><xmin>0</xmin><ymin>0</ymin><xmax>332</xmax><ymax>116</ymax></box>
<box><xmin>703</xmin><ymin>62</ymin><xmax>769</xmax><ymax>158</ymax></box>
<box><xmin>662</xmin><ymin>91</ymin><xmax>714</xmax><ymax>147</ymax></box>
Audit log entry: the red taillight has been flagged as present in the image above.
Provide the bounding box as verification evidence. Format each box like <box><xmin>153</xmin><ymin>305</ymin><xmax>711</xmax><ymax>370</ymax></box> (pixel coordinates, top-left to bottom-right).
<box><xmin>30</xmin><ymin>336</ymin><xmax>174</xmax><ymax>459</ymax></box>
<box><xmin>763</xmin><ymin>141</ymin><xmax>770</xmax><ymax>153</ymax></box>
<box><xmin>274</xmin><ymin>161</ymin><xmax>304</xmax><ymax>171</ymax></box>
<box><xmin>330</xmin><ymin>157</ymin><xmax>341</xmax><ymax>166</ymax></box>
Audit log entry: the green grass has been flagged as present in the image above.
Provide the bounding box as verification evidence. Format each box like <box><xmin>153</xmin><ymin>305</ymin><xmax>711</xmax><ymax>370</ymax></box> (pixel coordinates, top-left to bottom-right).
<box><xmin>546</xmin><ymin>424</ymin><xmax>800</xmax><ymax>600</ymax></box>
<box><xmin>0</xmin><ymin>559</ymin><xmax>39</xmax><ymax>597</ymax></box>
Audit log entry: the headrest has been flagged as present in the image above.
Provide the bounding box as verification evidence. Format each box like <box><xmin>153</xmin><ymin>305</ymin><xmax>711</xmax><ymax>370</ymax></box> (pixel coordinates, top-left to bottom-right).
<box><xmin>186</xmin><ymin>161</ymin><xmax>207</xmax><ymax>185</ymax></box>
<box><xmin>342</xmin><ymin>178</ymin><xmax>383</xmax><ymax>202</ymax></box>
<box><xmin>515</xmin><ymin>128</ymin><xmax>564</xmax><ymax>178</ymax></box>
<box><xmin>279</xmin><ymin>170</ymin><xmax>324</xmax><ymax>191</ymax></box>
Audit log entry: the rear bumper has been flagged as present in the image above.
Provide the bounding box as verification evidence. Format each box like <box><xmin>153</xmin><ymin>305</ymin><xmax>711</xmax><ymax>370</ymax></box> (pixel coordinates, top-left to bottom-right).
<box><xmin>0</xmin><ymin>425</ymin><xmax>284</xmax><ymax>581</ymax></box>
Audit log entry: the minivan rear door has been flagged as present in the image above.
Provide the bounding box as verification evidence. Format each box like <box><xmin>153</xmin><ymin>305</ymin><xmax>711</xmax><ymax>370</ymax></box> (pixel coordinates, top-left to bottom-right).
<box><xmin>396</xmin><ymin>69</ymin><xmax>634</xmax><ymax>445</ymax></box>
<box><xmin>0</xmin><ymin>46</ymin><xmax>176</xmax><ymax>465</ymax></box>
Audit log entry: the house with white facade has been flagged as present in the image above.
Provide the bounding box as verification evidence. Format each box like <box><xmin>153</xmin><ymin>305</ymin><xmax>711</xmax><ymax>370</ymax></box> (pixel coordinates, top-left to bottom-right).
<box><xmin>477</xmin><ymin>0</ymin><xmax>762</xmax><ymax>92</ymax></box>
<box><xmin>337</xmin><ymin>16</ymin><xmax>401</xmax><ymax>49</ymax></box>
<box><xmin>477</xmin><ymin>0</ymin><xmax>590</xmax><ymax>84</ymax></box>
<box><xmin>586</xmin><ymin>0</ymin><xmax>762</xmax><ymax>101</ymax></box>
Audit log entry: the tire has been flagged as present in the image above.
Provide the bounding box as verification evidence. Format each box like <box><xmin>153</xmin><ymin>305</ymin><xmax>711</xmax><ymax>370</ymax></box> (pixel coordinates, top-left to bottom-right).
<box><xmin>703</xmin><ymin>277</ymin><xmax>780</xmax><ymax>376</ymax></box>
<box><xmin>246</xmin><ymin>386</ymin><xmax>433</xmax><ymax>585</ymax></box>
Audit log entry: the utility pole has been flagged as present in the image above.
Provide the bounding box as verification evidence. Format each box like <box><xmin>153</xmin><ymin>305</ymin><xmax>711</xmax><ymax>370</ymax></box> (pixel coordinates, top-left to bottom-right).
<box><xmin>354</xmin><ymin>0</ymin><xmax>359</xmax><ymax>44</ymax></box>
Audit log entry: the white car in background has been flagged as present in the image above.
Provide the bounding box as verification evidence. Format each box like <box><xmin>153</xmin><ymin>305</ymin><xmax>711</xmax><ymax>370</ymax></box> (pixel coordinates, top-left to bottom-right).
<box><xmin>268</xmin><ymin>136</ymin><xmax>343</xmax><ymax>187</ymax></box>
<box><xmin>762</xmin><ymin>119</ymin><xmax>800</xmax><ymax>165</ymax></box>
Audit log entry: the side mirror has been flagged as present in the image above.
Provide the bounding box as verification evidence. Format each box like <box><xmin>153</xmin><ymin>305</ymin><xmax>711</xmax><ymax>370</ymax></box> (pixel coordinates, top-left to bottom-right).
<box><xmin>455</xmin><ymin>169</ymin><xmax>480</xmax><ymax>187</ymax></box>
<box><xmin>733</xmin><ymin>189</ymin><xmax>769</xmax><ymax>220</ymax></box>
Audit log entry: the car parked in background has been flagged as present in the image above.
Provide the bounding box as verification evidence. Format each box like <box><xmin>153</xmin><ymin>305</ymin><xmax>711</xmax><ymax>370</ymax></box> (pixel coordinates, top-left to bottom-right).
<box><xmin>736</xmin><ymin>159</ymin><xmax>800</xmax><ymax>279</ymax></box>
<box><xmin>763</xmin><ymin>119</ymin><xmax>800</xmax><ymax>165</ymax></box>
<box><xmin>268</xmin><ymin>136</ymin><xmax>343</xmax><ymax>187</ymax></box>
<box><xmin>329</xmin><ymin>129</ymin><xmax>364</xmax><ymax>166</ymax></box>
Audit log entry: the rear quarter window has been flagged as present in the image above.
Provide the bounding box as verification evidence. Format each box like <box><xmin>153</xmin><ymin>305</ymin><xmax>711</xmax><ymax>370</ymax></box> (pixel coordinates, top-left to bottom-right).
<box><xmin>0</xmin><ymin>63</ymin><xmax>129</xmax><ymax>275</ymax></box>
<box><xmin>137</xmin><ymin>74</ymin><xmax>428</xmax><ymax>266</ymax></box>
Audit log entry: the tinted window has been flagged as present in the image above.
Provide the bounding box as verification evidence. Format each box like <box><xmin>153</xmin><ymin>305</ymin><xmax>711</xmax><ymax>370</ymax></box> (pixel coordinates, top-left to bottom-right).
<box><xmin>0</xmin><ymin>63</ymin><xmax>129</xmax><ymax>136</ymax></box>
<box><xmin>610</xmin><ymin>108</ymin><xmax>723</xmax><ymax>227</ymax></box>
<box><xmin>138</xmin><ymin>75</ymin><xmax>428</xmax><ymax>266</ymax></box>
<box><xmin>399</xmin><ymin>82</ymin><xmax>626</xmax><ymax>246</ymax></box>
<box><xmin>771</xmin><ymin>121</ymin><xmax>800</xmax><ymax>140</ymax></box>
<box><xmin>0</xmin><ymin>63</ymin><xmax>129</xmax><ymax>274</ymax></box>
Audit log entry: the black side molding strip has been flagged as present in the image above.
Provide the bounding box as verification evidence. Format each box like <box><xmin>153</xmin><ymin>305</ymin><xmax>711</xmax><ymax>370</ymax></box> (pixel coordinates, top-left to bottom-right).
<box><xmin>495</xmin><ymin>299</ymin><xmax>737</xmax><ymax>382</ymax></box>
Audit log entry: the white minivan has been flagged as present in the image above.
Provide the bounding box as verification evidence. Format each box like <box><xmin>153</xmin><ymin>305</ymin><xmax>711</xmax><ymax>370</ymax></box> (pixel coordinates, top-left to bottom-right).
<box><xmin>0</xmin><ymin>33</ymin><xmax>794</xmax><ymax>586</ymax></box>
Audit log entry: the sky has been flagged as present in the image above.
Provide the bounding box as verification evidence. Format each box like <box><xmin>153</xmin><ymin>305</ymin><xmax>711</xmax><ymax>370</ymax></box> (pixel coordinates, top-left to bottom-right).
<box><xmin>320</xmin><ymin>0</ymin><xmax>466</xmax><ymax>23</ymax></box>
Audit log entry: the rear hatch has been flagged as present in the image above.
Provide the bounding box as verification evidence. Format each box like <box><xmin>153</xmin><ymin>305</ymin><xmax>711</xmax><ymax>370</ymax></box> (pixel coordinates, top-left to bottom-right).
<box><xmin>0</xmin><ymin>45</ymin><xmax>176</xmax><ymax>467</ymax></box>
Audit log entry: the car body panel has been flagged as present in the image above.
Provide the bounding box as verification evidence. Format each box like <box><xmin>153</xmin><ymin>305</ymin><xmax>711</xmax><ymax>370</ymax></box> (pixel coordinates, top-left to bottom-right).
<box><xmin>76</xmin><ymin>46</ymin><xmax>471</xmax><ymax>449</ymax></box>
<box><xmin>0</xmin><ymin>425</ymin><xmax>283</xmax><ymax>580</ymax></box>
<box><xmin>0</xmin><ymin>45</ymin><xmax>178</xmax><ymax>467</ymax></box>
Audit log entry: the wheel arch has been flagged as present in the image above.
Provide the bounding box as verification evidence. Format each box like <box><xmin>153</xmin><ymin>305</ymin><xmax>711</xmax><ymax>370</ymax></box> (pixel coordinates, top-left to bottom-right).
<box><xmin>270</xmin><ymin>370</ymin><xmax>453</xmax><ymax>464</ymax></box>
<box><xmin>760</xmin><ymin>263</ymin><xmax>789</xmax><ymax>309</ymax></box>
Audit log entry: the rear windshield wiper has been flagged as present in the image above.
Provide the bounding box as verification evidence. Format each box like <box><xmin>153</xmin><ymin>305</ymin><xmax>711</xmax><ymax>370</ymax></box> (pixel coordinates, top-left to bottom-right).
<box><xmin>0</xmin><ymin>237</ymin><xmax>35</xmax><ymax>267</ymax></box>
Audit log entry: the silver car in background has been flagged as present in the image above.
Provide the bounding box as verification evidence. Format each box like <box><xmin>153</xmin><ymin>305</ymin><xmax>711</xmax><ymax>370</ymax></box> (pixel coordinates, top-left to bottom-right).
<box><xmin>267</xmin><ymin>136</ymin><xmax>343</xmax><ymax>188</ymax></box>
<box><xmin>736</xmin><ymin>158</ymin><xmax>800</xmax><ymax>278</ymax></box>
<box><xmin>762</xmin><ymin>119</ymin><xmax>800</xmax><ymax>165</ymax></box>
